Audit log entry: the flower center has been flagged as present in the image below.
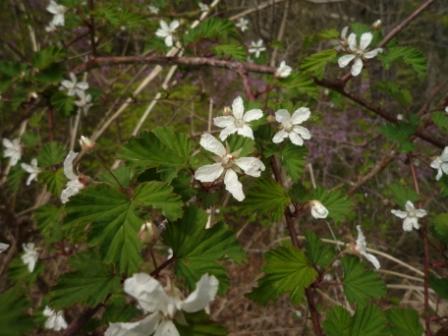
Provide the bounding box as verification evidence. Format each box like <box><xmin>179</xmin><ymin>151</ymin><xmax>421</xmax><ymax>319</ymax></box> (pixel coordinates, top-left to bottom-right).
<box><xmin>222</xmin><ymin>154</ymin><xmax>235</xmax><ymax>169</ymax></box>
<box><xmin>234</xmin><ymin>118</ymin><xmax>245</xmax><ymax>128</ymax></box>
<box><xmin>282</xmin><ymin>120</ymin><xmax>293</xmax><ymax>132</ymax></box>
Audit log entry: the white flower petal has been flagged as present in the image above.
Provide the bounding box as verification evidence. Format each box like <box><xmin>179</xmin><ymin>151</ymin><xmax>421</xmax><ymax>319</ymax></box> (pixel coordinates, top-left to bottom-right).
<box><xmin>219</xmin><ymin>126</ymin><xmax>237</xmax><ymax>141</ymax></box>
<box><xmin>63</xmin><ymin>151</ymin><xmax>78</xmax><ymax>180</ymax></box>
<box><xmin>0</xmin><ymin>242</ymin><xmax>9</xmax><ymax>253</ymax></box>
<box><xmin>181</xmin><ymin>274</ymin><xmax>219</xmax><ymax>313</ymax></box>
<box><xmin>338</xmin><ymin>54</ymin><xmax>356</xmax><ymax>68</ymax></box>
<box><xmin>243</xmin><ymin>109</ymin><xmax>263</xmax><ymax>122</ymax></box>
<box><xmin>293</xmin><ymin>126</ymin><xmax>311</xmax><ymax>140</ymax></box>
<box><xmin>415</xmin><ymin>209</ymin><xmax>427</xmax><ymax>218</ymax></box>
<box><xmin>361</xmin><ymin>252</ymin><xmax>381</xmax><ymax>270</ymax></box>
<box><xmin>43</xmin><ymin>306</ymin><xmax>67</xmax><ymax>331</ymax></box>
<box><xmin>350</xmin><ymin>57</ymin><xmax>364</xmax><ymax>77</ymax></box>
<box><xmin>213</xmin><ymin>116</ymin><xmax>235</xmax><ymax>128</ymax></box>
<box><xmin>355</xmin><ymin>225</ymin><xmax>367</xmax><ymax>253</ymax></box>
<box><xmin>274</xmin><ymin>109</ymin><xmax>291</xmax><ymax>123</ymax></box>
<box><xmin>61</xmin><ymin>179</ymin><xmax>84</xmax><ymax>204</ymax></box>
<box><xmin>403</xmin><ymin>217</ymin><xmax>418</xmax><ymax>231</ymax></box>
<box><xmin>404</xmin><ymin>200</ymin><xmax>415</xmax><ymax>212</ymax></box>
<box><xmin>200</xmin><ymin>133</ymin><xmax>226</xmax><ymax>157</ymax></box>
<box><xmin>21</xmin><ymin>243</ymin><xmax>38</xmax><ymax>272</ymax></box>
<box><xmin>236</xmin><ymin>124</ymin><xmax>254</xmax><ymax>139</ymax></box>
<box><xmin>391</xmin><ymin>209</ymin><xmax>407</xmax><ymax>219</ymax></box>
<box><xmin>124</xmin><ymin>273</ymin><xmax>170</xmax><ymax>314</ymax></box>
<box><xmin>364</xmin><ymin>48</ymin><xmax>383</xmax><ymax>59</ymax></box>
<box><xmin>291</xmin><ymin>107</ymin><xmax>311</xmax><ymax>125</ymax></box>
<box><xmin>234</xmin><ymin>157</ymin><xmax>265</xmax><ymax>177</ymax></box>
<box><xmin>232</xmin><ymin>96</ymin><xmax>245</xmax><ymax>119</ymax></box>
<box><xmin>347</xmin><ymin>33</ymin><xmax>357</xmax><ymax>51</ymax></box>
<box><xmin>105</xmin><ymin>313</ymin><xmax>160</xmax><ymax>336</ymax></box>
<box><xmin>359</xmin><ymin>32</ymin><xmax>373</xmax><ymax>50</ymax></box>
<box><xmin>310</xmin><ymin>200</ymin><xmax>329</xmax><ymax>219</ymax></box>
<box><xmin>272</xmin><ymin>130</ymin><xmax>289</xmax><ymax>144</ymax></box>
<box><xmin>194</xmin><ymin>163</ymin><xmax>224</xmax><ymax>183</ymax></box>
<box><xmin>224</xmin><ymin>169</ymin><xmax>244</xmax><ymax>201</ymax></box>
<box><xmin>154</xmin><ymin>320</ymin><xmax>179</xmax><ymax>336</ymax></box>
<box><xmin>288</xmin><ymin>132</ymin><xmax>304</xmax><ymax>146</ymax></box>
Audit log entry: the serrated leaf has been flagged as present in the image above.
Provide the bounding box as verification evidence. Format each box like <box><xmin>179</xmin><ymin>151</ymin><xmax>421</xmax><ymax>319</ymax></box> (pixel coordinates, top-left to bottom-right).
<box><xmin>380</xmin><ymin>120</ymin><xmax>417</xmax><ymax>153</ymax></box>
<box><xmin>380</xmin><ymin>46</ymin><xmax>426</xmax><ymax>78</ymax></box>
<box><xmin>120</xmin><ymin>127</ymin><xmax>192</xmax><ymax>181</ymax></box>
<box><xmin>351</xmin><ymin>305</ymin><xmax>387</xmax><ymax>336</ymax></box>
<box><xmin>323</xmin><ymin>306</ymin><xmax>352</xmax><ymax>336</ymax></box>
<box><xmin>176</xmin><ymin>311</ymin><xmax>227</xmax><ymax>335</ymax></box>
<box><xmin>429</xmin><ymin>274</ymin><xmax>448</xmax><ymax>300</ymax></box>
<box><xmin>386</xmin><ymin>308</ymin><xmax>423</xmax><ymax>336</ymax></box>
<box><xmin>50</xmin><ymin>252</ymin><xmax>121</xmax><ymax>309</ymax></box>
<box><xmin>37</xmin><ymin>141</ymin><xmax>66</xmax><ymax>167</ymax></box>
<box><xmin>163</xmin><ymin>206</ymin><xmax>245</xmax><ymax>292</ymax></box>
<box><xmin>249</xmin><ymin>244</ymin><xmax>317</xmax><ymax>304</ymax></box>
<box><xmin>432</xmin><ymin>111</ymin><xmax>448</xmax><ymax>133</ymax></box>
<box><xmin>40</xmin><ymin>169</ymin><xmax>66</xmax><ymax>196</ymax></box>
<box><xmin>342</xmin><ymin>256</ymin><xmax>386</xmax><ymax>306</ymax></box>
<box><xmin>0</xmin><ymin>287</ymin><xmax>34</xmax><ymax>336</ymax></box>
<box><xmin>300</xmin><ymin>49</ymin><xmax>337</xmax><ymax>79</ymax></box>
<box><xmin>51</xmin><ymin>91</ymin><xmax>75</xmax><ymax>117</ymax></box>
<box><xmin>32</xmin><ymin>47</ymin><xmax>65</xmax><ymax>70</ymax></box>
<box><xmin>34</xmin><ymin>204</ymin><xmax>64</xmax><ymax>243</ymax></box>
<box><xmin>184</xmin><ymin>18</ymin><xmax>236</xmax><ymax>45</ymax></box>
<box><xmin>240</xmin><ymin>178</ymin><xmax>290</xmax><ymax>222</ymax></box>
<box><xmin>305</xmin><ymin>231</ymin><xmax>336</xmax><ymax>268</ymax></box>
<box><xmin>375</xmin><ymin>81</ymin><xmax>412</xmax><ymax>107</ymax></box>
<box><xmin>385</xmin><ymin>182</ymin><xmax>419</xmax><ymax>207</ymax></box>
<box><xmin>280</xmin><ymin>143</ymin><xmax>307</xmax><ymax>182</ymax></box>
<box><xmin>213</xmin><ymin>43</ymin><xmax>247</xmax><ymax>61</ymax></box>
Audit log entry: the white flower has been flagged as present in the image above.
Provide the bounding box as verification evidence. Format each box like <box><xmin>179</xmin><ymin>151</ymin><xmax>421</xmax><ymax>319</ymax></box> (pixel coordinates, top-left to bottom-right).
<box><xmin>105</xmin><ymin>273</ymin><xmax>219</xmax><ymax>336</ymax></box>
<box><xmin>60</xmin><ymin>73</ymin><xmax>89</xmax><ymax>97</ymax></box>
<box><xmin>148</xmin><ymin>5</ymin><xmax>159</xmax><ymax>14</ymax></box>
<box><xmin>21</xmin><ymin>242</ymin><xmax>38</xmax><ymax>272</ymax></box>
<box><xmin>75</xmin><ymin>91</ymin><xmax>93</xmax><ymax>115</ymax></box>
<box><xmin>61</xmin><ymin>151</ymin><xmax>85</xmax><ymax>204</ymax></box>
<box><xmin>45</xmin><ymin>0</ymin><xmax>67</xmax><ymax>32</ymax></box>
<box><xmin>355</xmin><ymin>226</ymin><xmax>381</xmax><ymax>270</ymax></box>
<box><xmin>43</xmin><ymin>306</ymin><xmax>68</xmax><ymax>331</ymax></box>
<box><xmin>194</xmin><ymin>133</ymin><xmax>265</xmax><ymax>201</ymax></box>
<box><xmin>337</xmin><ymin>32</ymin><xmax>383</xmax><ymax>77</ymax></box>
<box><xmin>431</xmin><ymin>146</ymin><xmax>448</xmax><ymax>181</ymax></box>
<box><xmin>2</xmin><ymin>138</ymin><xmax>22</xmax><ymax>166</ymax></box>
<box><xmin>272</xmin><ymin>108</ymin><xmax>312</xmax><ymax>146</ymax></box>
<box><xmin>275</xmin><ymin>61</ymin><xmax>292</xmax><ymax>78</ymax></box>
<box><xmin>155</xmin><ymin>20</ymin><xmax>180</xmax><ymax>47</ymax></box>
<box><xmin>213</xmin><ymin>96</ymin><xmax>263</xmax><ymax>140</ymax></box>
<box><xmin>248</xmin><ymin>39</ymin><xmax>266</xmax><ymax>58</ymax></box>
<box><xmin>198</xmin><ymin>2</ymin><xmax>209</xmax><ymax>12</ymax></box>
<box><xmin>236</xmin><ymin>17</ymin><xmax>249</xmax><ymax>32</ymax></box>
<box><xmin>20</xmin><ymin>158</ymin><xmax>41</xmax><ymax>186</ymax></box>
<box><xmin>391</xmin><ymin>201</ymin><xmax>427</xmax><ymax>232</ymax></box>
<box><xmin>310</xmin><ymin>200</ymin><xmax>329</xmax><ymax>219</ymax></box>
<box><xmin>0</xmin><ymin>242</ymin><xmax>9</xmax><ymax>253</ymax></box>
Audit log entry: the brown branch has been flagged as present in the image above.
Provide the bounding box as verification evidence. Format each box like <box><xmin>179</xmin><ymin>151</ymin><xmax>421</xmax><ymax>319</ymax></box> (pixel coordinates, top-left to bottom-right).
<box><xmin>314</xmin><ymin>78</ymin><xmax>446</xmax><ymax>149</ymax></box>
<box><xmin>378</xmin><ymin>0</ymin><xmax>436</xmax><ymax>48</ymax></box>
<box><xmin>74</xmin><ymin>55</ymin><xmax>276</xmax><ymax>75</ymax></box>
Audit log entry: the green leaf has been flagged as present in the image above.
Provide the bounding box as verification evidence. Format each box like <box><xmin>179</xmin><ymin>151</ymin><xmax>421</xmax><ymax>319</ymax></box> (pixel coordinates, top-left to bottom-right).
<box><xmin>50</xmin><ymin>252</ymin><xmax>121</xmax><ymax>309</ymax></box>
<box><xmin>32</xmin><ymin>47</ymin><xmax>65</xmax><ymax>70</ymax></box>
<box><xmin>249</xmin><ymin>244</ymin><xmax>317</xmax><ymax>304</ymax></box>
<box><xmin>431</xmin><ymin>213</ymin><xmax>448</xmax><ymax>244</ymax></box>
<box><xmin>342</xmin><ymin>256</ymin><xmax>386</xmax><ymax>306</ymax></box>
<box><xmin>34</xmin><ymin>204</ymin><xmax>64</xmax><ymax>243</ymax></box>
<box><xmin>51</xmin><ymin>91</ymin><xmax>75</xmax><ymax>117</ymax></box>
<box><xmin>240</xmin><ymin>178</ymin><xmax>290</xmax><ymax>222</ymax></box>
<box><xmin>37</xmin><ymin>141</ymin><xmax>66</xmax><ymax>167</ymax></box>
<box><xmin>385</xmin><ymin>182</ymin><xmax>419</xmax><ymax>207</ymax></box>
<box><xmin>120</xmin><ymin>127</ymin><xmax>192</xmax><ymax>180</ymax></box>
<box><xmin>213</xmin><ymin>42</ymin><xmax>247</xmax><ymax>61</ymax></box>
<box><xmin>280</xmin><ymin>143</ymin><xmax>307</xmax><ymax>182</ymax></box>
<box><xmin>380</xmin><ymin>119</ymin><xmax>417</xmax><ymax>153</ymax></box>
<box><xmin>300</xmin><ymin>49</ymin><xmax>337</xmax><ymax>79</ymax></box>
<box><xmin>429</xmin><ymin>274</ymin><xmax>448</xmax><ymax>300</ymax></box>
<box><xmin>375</xmin><ymin>81</ymin><xmax>412</xmax><ymax>107</ymax></box>
<box><xmin>380</xmin><ymin>46</ymin><xmax>426</xmax><ymax>78</ymax></box>
<box><xmin>351</xmin><ymin>305</ymin><xmax>387</xmax><ymax>336</ymax></box>
<box><xmin>386</xmin><ymin>308</ymin><xmax>423</xmax><ymax>336</ymax></box>
<box><xmin>163</xmin><ymin>206</ymin><xmax>245</xmax><ymax>292</ymax></box>
<box><xmin>0</xmin><ymin>287</ymin><xmax>34</xmax><ymax>336</ymax></box>
<box><xmin>40</xmin><ymin>169</ymin><xmax>66</xmax><ymax>196</ymax></box>
<box><xmin>432</xmin><ymin>111</ymin><xmax>448</xmax><ymax>133</ymax></box>
<box><xmin>323</xmin><ymin>306</ymin><xmax>352</xmax><ymax>336</ymax></box>
<box><xmin>297</xmin><ymin>187</ymin><xmax>354</xmax><ymax>223</ymax></box>
<box><xmin>134</xmin><ymin>181</ymin><xmax>183</xmax><ymax>221</ymax></box>
<box><xmin>66</xmin><ymin>186</ymin><xmax>143</xmax><ymax>274</ymax></box>
<box><xmin>305</xmin><ymin>231</ymin><xmax>336</xmax><ymax>268</ymax></box>
<box><xmin>176</xmin><ymin>311</ymin><xmax>227</xmax><ymax>335</ymax></box>
<box><xmin>184</xmin><ymin>18</ymin><xmax>236</xmax><ymax>45</ymax></box>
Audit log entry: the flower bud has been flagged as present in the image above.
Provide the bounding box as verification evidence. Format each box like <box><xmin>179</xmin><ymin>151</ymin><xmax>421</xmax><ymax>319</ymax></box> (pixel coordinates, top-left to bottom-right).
<box><xmin>138</xmin><ymin>221</ymin><xmax>159</xmax><ymax>244</ymax></box>
<box><xmin>372</xmin><ymin>19</ymin><xmax>382</xmax><ymax>30</ymax></box>
<box><xmin>79</xmin><ymin>135</ymin><xmax>95</xmax><ymax>151</ymax></box>
<box><xmin>309</xmin><ymin>200</ymin><xmax>329</xmax><ymax>219</ymax></box>
<box><xmin>223</xmin><ymin>106</ymin><xmax>232</xmax><ymax>115</ymax></box>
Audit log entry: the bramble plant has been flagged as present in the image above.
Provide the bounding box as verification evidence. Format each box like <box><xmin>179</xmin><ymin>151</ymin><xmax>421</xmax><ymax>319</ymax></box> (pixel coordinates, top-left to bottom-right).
<box><xmin>1</xmin><ymin>0</ymin><xmax>448</xmax><ymax>335</ymax></box>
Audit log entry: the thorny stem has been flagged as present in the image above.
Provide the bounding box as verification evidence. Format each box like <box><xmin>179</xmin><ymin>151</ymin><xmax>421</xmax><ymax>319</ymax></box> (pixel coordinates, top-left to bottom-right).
<box><xmin>410</xmin><ymin>163</ymin><xmax>432</xmax><ymax>336</ymax></box>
